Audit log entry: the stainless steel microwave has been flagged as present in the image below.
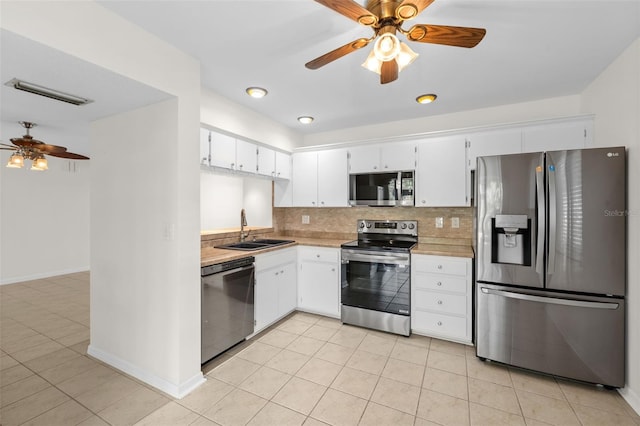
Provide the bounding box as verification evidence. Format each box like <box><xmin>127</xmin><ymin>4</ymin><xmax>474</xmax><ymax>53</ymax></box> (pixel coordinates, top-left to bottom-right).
<box><xmin>349</xmin><ymin>171</ymin><xmax>415</xmax><ymax>207</ymax></box>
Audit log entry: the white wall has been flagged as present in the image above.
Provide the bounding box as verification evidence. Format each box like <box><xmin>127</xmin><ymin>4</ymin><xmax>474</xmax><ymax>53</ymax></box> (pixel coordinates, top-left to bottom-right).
<box><xmin>581</xmin><ymin>37</ymin><xmax>640</xmax><ymax>413</ymax></box>
<box><xmin>0</xmin><ymin>153</ymin><xmax>89</xmax><ymax>284</ymax></box>
<box><xmin>200</xmin><ymin>171</ymin><xmax>273</xmax><ymax>231</ymax></box>
<box><xmin>1</xmin><ymin>1</ymin><xmax>203</xmax><ymax>398</ymax></box>
<box><xmin>201</xmin><ymin>87</ymin><xmax>301</xmax><ymax>152</ymax></box>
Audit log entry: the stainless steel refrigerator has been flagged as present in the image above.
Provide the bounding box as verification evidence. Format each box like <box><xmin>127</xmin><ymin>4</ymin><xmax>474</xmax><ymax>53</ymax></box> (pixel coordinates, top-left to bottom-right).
<box><xmin>475</xmin><ymin>147</ymin><xmax>626</xmax><ymax>387</ymax></box>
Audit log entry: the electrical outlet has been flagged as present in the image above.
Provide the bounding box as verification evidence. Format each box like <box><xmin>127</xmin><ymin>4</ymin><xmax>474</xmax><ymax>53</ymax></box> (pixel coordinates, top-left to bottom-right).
<box><xmin>435</xmin><ymin>217</ymin><xmax>444</xmax><ymax>228</ymax></box>
<box><xmin>451</xmin><ymin>217</ymin><xmax>460</xmax><ymax>228</ymax></box>
<box><xmin>302</xmin><ymin>215</ymin><xmax>310</xmax><ymax>224</ymax></box>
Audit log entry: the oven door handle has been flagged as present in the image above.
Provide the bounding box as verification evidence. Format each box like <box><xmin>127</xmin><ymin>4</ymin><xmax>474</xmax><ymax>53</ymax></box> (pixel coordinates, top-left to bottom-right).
<box><xmin>342</xmin><ymin>251</ymin><xmax>410</xmax><ymax>265</ymax></box>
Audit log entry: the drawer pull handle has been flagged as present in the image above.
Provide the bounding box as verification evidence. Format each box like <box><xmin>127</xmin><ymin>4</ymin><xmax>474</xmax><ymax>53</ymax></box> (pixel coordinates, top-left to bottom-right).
<box><xmin>436</xmin><ymin>281</ymin><xmax>442</xmax><ymax>286</ymax></box>
<box><xmin>437</xmin><ymin>300</ymin><xmax>443</xmax><ymax>305</ymax></box>
<box><xmin>437</xmin><ymin>321</ymin><xmax>443</xmax><ymax>326</ymax></box>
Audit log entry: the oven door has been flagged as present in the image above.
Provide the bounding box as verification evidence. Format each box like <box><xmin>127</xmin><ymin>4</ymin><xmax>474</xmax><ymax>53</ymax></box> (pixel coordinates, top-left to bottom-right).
<box><xmin>341</xmin><ymin>249</ymin><xmax>411</xmax><ymax>316</ymax></box>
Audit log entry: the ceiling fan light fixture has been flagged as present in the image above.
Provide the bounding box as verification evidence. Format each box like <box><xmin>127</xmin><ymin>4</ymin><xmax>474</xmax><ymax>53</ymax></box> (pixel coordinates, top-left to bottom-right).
<box><xmin>373</xmin><ymin>33</ymin><xmax>400</xmax><ymax>62</ymax></box>
<box><xmin>397</xmin><ymin>42</ymin><xmax>419</xmax><ymax>71</ymax></box>
<box><xmin>297</xmin><ymin>116</ymin><xmax>314</xmax><ymax>124</ymax></box>
<box><xmin>31</xmin><ymin>155</ymin><xmax>48</xmax><ymax>171</ymax></box>
<box><xmin>7</xmin><ymin>152</ymin><xmax>25</xmax><ymax>168</ymax></box>
<box><xmin>5</xmin><ymin>78</ymin><xmax>92</xmax><ymax>106</ymax></box>
<box><xmin>416</xmin><ymin>93</ymin><xmax>437</xmax><ymax>104</ymax></box>
<box><xmin>245</xmin><ymin>87</ymin><xmax>268</xmax><ymax>99</ymax></box>
<box><xmin>362</xmin><ymin>49</ymin><xmax>383</xmax><ymax>74</ymax></box>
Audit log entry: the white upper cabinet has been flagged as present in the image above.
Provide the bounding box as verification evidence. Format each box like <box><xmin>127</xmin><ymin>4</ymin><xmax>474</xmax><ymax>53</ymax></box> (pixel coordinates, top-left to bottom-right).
<box><xmin>348</xmin><ymin>143</ymin><xmax>416</xmax><ymax>173</ymax></box>
<box><xmin>235</xmin><ymin>139</ymin><xmax>257</xmax><ymax>173</ymax></box>
<box><xmin>209</xmin><ymin>130</ymin><xmax>236</xmax><ymax>169</ymax></box>
<box><xmin>522</xmin><ymin>118</ymin><xmax>592</xmax><ymax>153</ymax></box>
<box><xmin>199</xmin><ymin>128</ymin><xmax>211</xmax><ymax>166</ymax></box>
<box><xmin>256</xmin><ymin>145</ymin><xmax>275</xmax><ymax>177</ymax></box>
<box><xmin>466</xmin><ymin>128</ymin><xmax>522</xmax><ymax>170</ymax></box>
<box><xmin>292</xmin><ymin>149</ymin><xmax>348</xmax><ymax>207</ymax></box>
<box><xmin>275</xmin><ymin>151</ymin><xmax>292</xmax><ymax>180</ymax></box>
<box><xmin>416</xmin><ymin>136</ymin><xmax>469</xmax><ymax>207</ymax></box>
<box><xmin>317</xmin><ymin>149</ymin><xmax>348</xmax><ymax>207</ymax></box>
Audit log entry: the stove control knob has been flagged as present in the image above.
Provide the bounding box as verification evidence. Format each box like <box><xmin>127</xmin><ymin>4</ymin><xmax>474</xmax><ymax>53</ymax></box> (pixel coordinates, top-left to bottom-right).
<box><xmin>366</xmin><ymin>222</ymin><xmax>372</xmax><ymax>228</ymax></box>
<box><xmin>400</xmin><ymin>223</ymin><xmax>407</xmax><ymax>229</ymax></box>
<box><xmin>359</xmin><ymin>222</ymin><xmax>365</xmax><ymax>229</ymax></box>
<box><xmin>408</xmin><ymin>223</ymin><xmax>415</xmax><ymax>230</ymax></box>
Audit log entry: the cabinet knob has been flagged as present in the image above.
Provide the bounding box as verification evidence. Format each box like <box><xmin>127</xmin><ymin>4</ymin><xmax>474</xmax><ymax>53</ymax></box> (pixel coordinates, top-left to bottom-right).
<box><xmin>321</xmin><ymin>201</ymin><xmax>325</xmax><ymax>205</ymax></box>
<box><xmin>437</xmin><ymin>300</ymin><xmax>443</xmax><ymax>305</ymax></box>
<box><xmin>384</xmin><ymin>165</ymin><xmax>388</xmax><ymax>169</ymax></box>
<box><xmin>437</xmin><ymin>265</ymin><xmax>443</xmax><ymax>270</ymax></box>
<box><xmin>275</xmin><ymin>271</ymin><xmax>279</xmax><ymax>276</ymax></box>
<box><xmin>331</xmin><ymin>268</ymin><xmax>335</xmax><ymax>272</ymax></box>
<box><xmin>437</xmin><ymin>321</ymin><xmax>443</xmax><ymax>326</ymax></box>
<box><xmin>316</xmin><ymin>254</ymin><xmax>320</xmax><ymax>258</ymax></box>
<box><xmin>373</xmin><ymin>165</ymin><xmax>378</xmax><ymax>170</ymax></box>
<box><xmin>422</xmin><ymin>200</ymin><xmax>426</xmax><ymax>204</ymax></box>
<box><xmin>231</xmin><ymin>162</ymin><xmax>235</xmax><ymax>169</ymax></box>
<box><xmin>436</xmin><ymin>281</ymin><xmax>442</xmax><ymax>286</ymax></box>
<box><xmin>239</xmin><ymin>164</ymin><xmax>243</xmax><ymax>169</ymax></box>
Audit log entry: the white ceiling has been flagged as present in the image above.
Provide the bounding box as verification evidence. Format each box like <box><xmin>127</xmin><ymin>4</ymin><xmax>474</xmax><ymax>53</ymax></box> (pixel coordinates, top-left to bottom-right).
<box><xmin>97</xmin><ymin>0</ymin><xmax>640</xmax><ymax>134</ymax></box>
<box><xmin>1</xmin><ymin>1</ymin><xmax>638</xmax><ymax>156</ymax></box>
<box><xmin>0</xmin><ymin>29</ymin><xmax>172</xmax><ymax>156</ymax></box>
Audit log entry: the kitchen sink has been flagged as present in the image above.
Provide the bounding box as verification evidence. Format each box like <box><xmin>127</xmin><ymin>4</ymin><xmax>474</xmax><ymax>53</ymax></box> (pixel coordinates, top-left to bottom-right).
<box><xmin>215</xmin><ymin>239</ymin><xmax>294</xmax><ymax>251</ymax></box>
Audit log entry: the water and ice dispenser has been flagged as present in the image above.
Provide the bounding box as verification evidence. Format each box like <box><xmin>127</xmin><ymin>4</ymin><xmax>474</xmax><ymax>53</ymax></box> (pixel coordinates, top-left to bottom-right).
<box><xmin>491</xmin><ymin>215</ymin><xmax>531</xmax><ymax>266</ymax></box>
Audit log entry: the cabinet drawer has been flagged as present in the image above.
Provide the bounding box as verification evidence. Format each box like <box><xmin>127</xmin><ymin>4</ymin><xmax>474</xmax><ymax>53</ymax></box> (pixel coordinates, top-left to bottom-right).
<box><xmin>413</xmin><ymin>273</ymin><xmax>467</xmax><ymax>294</ymax></box>
<box><xmin>412</xmin><ymin>310</ymin><xmax>467</xmax><ymax>339</ymax></box>
<box><xmin>414</xmin><ymin>290</ymin><xmax>467</xmax><ymax>315</ymax></box>
<box><xmin>413</xmin><ymin>255</ymin><xmax>467</xmax><ymax>277</ymax></box>
<box><xmin>298</xmin><ymin>246</ymin><xmax>339</xmax><ymax>263</ymax></box>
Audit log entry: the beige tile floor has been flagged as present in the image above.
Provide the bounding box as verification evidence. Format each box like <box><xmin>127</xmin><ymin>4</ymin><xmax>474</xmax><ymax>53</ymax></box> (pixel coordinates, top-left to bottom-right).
<box><xmin>1</xmin><ymin>272</ymin><xmax>639</xmax><ymax>426</ymax></box>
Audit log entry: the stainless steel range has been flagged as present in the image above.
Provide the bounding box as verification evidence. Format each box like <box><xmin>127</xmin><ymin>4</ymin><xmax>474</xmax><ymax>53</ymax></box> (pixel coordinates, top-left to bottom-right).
<box><xmin>341</xmin><ymin>219</ymin><xmax>418</xmax><ymax>336</ymax></box>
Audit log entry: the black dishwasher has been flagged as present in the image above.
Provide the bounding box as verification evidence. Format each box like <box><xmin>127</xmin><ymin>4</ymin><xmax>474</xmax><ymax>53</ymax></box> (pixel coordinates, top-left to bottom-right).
<box><xmin>201</xmin><ymin>256</ymin><xmax>255</xmax><ymax>364</ymax></box>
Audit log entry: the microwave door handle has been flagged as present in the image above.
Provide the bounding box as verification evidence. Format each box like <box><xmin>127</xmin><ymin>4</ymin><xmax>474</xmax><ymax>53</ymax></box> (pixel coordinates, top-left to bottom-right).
<box><xmin>535</xmin><ymin>165</ymin><xmax>545</xmax><ymax>277</ymax></box>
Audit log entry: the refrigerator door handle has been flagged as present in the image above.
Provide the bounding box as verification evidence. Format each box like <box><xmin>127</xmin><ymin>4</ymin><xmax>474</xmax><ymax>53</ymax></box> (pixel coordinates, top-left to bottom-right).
<box><xmin>535</xmin><ymin>166</ymin><xmax>545</xmax><ymax>276</ymax></box>
<box><xmin>547</xmin><ymin>164</ymin><xmax>557</xmax><ymax>275</ymax></box>
<box><xmin>480</xmin><ymin>287</ymin><xmax>620</xmax><ymax>310</ymax></box>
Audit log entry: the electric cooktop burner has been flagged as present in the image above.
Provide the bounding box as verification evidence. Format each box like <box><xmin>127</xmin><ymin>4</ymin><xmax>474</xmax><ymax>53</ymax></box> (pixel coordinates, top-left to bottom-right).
<box><xmin>341</xmin><ymin>219</ymin><xmax>418</xmax><ymax>253</ymax></box>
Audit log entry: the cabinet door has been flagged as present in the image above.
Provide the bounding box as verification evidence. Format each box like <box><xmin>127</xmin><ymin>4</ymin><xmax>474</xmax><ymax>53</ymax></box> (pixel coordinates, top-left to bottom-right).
<box><xmin>467</xmin><ymin>128</ymin><xmax>522</xmax><ymax>170</ymax></box>
<box><xmin>522</xmin><ymin>118</ymin><xmax>591</xmax><ymax>153</ymax></box>
<box><xmin>298</xmin><ymin>260</ymin><xmax>340</xmax><ymax>317</ymax></box>
<box><xmin>278</xmin><ymin>262</ymin><xmax>297</xmax><ymax>316</ymax></box>
<box><xmin>348</xmin><ymin>146</ymin><xmax>380</xmax><ymax>173</ymax></box>
<box><xmin>292</xmin><ymin>152</ymin><xmax>318</xmax><ymax>207</ymax></box>
<box><xmin>210</xmin><ymin>131</ymin><xmax>237</xmax><ymax>169</ymax></box>
<box><xmin>235</xmin><ymin>139</ymin><xmax>257</xmax><ymax>173</ymax></box>
<box><xmin>416</xmin><ymin>136</ymin><xmax>468</xmax><ymax>207</ymax></box>
<box><xmin>257</xmin><ymin>146</ymin><xmax>276</xmax><ymax>177</ymax></box>
<box><xmin>200</xmin><ymin>128</ymin><xmax>210</xmax><ymax>166</ymax></box>
<box><xmin>275</xmin><ymin>151</ymin><xmax>292</xmax><ymax>180</ymax></box>
<box><xmin>380</xmin><ymin>143</ymin><xmax>416</xmax><ymax>171</ymax></box>
<box><xmin>317</xmin><ymin>149</ymin><xmax>349</xmax><ymax>207</ymax></box>
<box><xmin>254</xmin><ymin>270</ymin><xmax>279</xmax><ymax>332</ymax></box>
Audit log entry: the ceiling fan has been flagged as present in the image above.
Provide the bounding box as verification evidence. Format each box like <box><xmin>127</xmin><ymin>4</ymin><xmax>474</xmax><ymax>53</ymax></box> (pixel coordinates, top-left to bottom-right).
<box><xmin>1</xmin><ymin>121</ymin><xmax>89</xmax><ymax>171</ymax></box>
<box><xmin>305</xmin><ymin>0</ymin><xmax>486</xmax><ymax>84</ymax></box>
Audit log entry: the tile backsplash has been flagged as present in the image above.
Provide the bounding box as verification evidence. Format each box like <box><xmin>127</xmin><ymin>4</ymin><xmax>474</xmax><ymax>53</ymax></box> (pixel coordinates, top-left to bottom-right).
<box><xmin>273</xmin><ymin>206</ymin><xmax>473</xmax><ymax>245</ymax></box>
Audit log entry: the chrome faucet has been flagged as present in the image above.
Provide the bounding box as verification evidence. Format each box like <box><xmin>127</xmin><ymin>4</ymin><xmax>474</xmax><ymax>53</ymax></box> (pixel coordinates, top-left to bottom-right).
<box><xmin>240</xmin><ymin>209</ymin><xmax>249</xmax><ymax>241</ymax></box>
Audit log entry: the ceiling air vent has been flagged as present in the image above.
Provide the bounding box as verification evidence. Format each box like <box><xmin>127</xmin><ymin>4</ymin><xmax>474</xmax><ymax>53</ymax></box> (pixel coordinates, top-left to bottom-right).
<box><xmin>5</xmin><ymin>78</ymin><xmax>93</xmax><ymax>106</ymax></box>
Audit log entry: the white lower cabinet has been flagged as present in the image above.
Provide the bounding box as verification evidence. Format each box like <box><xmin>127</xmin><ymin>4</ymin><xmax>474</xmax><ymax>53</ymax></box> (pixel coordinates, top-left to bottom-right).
<box><xmin>411</xmin><ymin>254</ymin><xmax>472</xmax><ymax>344</ymax></box>
<box><xmin>254</xmin><ymin>247</ymin><xmax>297</xmax><ymax>332</ymax></box>
<box><xmin>297</xmin><ymin>246</ymin><xmax>340</xmax><ymax>318</ymax></box>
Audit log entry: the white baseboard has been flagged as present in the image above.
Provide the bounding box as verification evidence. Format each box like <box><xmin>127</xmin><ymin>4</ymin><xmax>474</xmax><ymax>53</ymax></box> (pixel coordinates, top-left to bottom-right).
<box><xmin>87</xmin><ymin>344</ymin><xmax>205</xmax><ymax>399</ymax></box>
<box><xmin>619</xmin><ymin>386</ymin><xmax>640</xmax><ymax>416</ymax></box>
<box><xmin>1</xmin><ymin>267</ymin><xmax>90</xmax><ymax>285</ymax></box>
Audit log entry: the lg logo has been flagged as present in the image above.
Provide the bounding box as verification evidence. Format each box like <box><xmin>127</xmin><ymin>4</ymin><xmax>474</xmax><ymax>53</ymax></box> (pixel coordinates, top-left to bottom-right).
<box><xmin>607</xmin><ymin>152</ymin><xmax>619</xmax><ymax>157</ymax></box>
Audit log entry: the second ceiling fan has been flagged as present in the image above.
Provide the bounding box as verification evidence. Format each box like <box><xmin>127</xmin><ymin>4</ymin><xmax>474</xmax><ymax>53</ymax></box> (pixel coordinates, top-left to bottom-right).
<box><xmin>305</xmin><ymin>0</ymin><xmax>486</xmax><ymax>84</ymax></box>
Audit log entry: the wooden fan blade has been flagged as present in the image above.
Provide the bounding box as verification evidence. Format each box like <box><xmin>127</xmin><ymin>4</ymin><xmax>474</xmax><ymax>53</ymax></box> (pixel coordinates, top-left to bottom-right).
<box><xmin>1</xmin><ymin>142</ymin><xmax>17</xmax><ymax>148</ymax></box>
<box><xmin>46</xmin><ymin>151</ymin><xmax>89</xmax><ymax>160</ymax></box>
<box><xmin>10</xmin><ymin>136</ymin><xmax>46</xmax><ymax>148</ymax></box>
<box><xmin>406</xmin><ymin>24</ymin><xmax>486</xmax><ymax>48</ymax></box>
<box><xmin>33</xmin><ymin>143</ymin><xmax>68</xmax><ymax>154</ymax></box>
<box><xmin>1</xmin><ymin>147</ymin><xmax>17</xmax><ymax>151</ymax></box>
<box><xmin>314</xmin><ymin>0</ymin><xmax>378</xmax><ymax>26</ymax></box>
<box><xmin>395</xmin><ymin>0</ymin><xmax>435</xmax><ymax>21</ymax></box>
<box><xmin>381</xmin><ymin>60</ymin><xmax>398</xmax><ymax>84</ymax></box>
<box><xmin>306</xmin><ymin>38</ymin><xmax>372</xmax><ymax>70</ymax></box>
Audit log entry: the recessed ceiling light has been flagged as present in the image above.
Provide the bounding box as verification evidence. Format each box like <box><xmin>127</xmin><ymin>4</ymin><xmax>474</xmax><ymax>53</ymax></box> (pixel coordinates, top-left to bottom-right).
<box><xmin>297</xmin><ymin>116</ymin><xmax>314</xmax><ymax>124</ymax></box>
<box><xmin>416</xmin><ymin>93</ymin><xmax>437</xmax><ymax>104</ymax></box>
<box><xmin>246</xmin><ymin>87</ymin><xmax>267</xmax><ymax>98</ymax></box>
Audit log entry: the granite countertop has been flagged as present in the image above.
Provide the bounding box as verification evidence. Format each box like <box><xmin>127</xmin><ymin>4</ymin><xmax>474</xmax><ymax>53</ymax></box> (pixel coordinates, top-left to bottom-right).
<box><xmin>202</xmin><ymin>238</ymin><xmax>474</xmax><ymax>267</ymax></box>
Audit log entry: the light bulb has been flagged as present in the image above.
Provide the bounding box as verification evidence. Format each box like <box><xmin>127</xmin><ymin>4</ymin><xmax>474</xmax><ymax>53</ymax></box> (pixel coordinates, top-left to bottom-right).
<box><xmin>6</xmin><ymin>152</ymin><xmax>24</xmax><ymax>168</ymax></box>
<box><xmin>397</xmin><ymin>42</ymin><xmax>419</xmax><ymax>70</ymax></box>
<box><xmin>32</xmin><ymin>156</ymin><xmax>48</xmax><ymax>171</ymax></box>
<box><xmin>373</xmin><ymin>33</ymin><xmax>400</xmax><ymax>62</ymax></box>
